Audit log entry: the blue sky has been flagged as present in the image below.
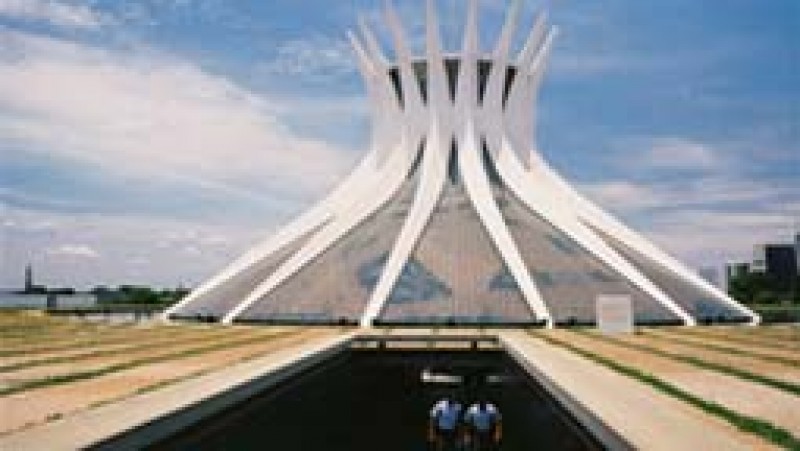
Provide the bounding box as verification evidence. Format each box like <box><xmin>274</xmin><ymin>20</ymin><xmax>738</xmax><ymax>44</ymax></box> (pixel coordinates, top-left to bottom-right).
<box><xmin>1</xmin><ymin>0</ymin><xmax>798</xmax><ymax>289</ymax></box>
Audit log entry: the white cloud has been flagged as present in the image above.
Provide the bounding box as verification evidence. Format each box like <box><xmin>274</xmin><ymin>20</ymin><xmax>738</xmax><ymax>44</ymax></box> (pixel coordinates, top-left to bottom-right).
<box><xmin>46</xmin><ymin>244</ymin><xmax>99</xmax><ymax>258</ymax></box>
<box><xmin>581</xmin><ymin>174</ymin><xmax>790</xmax><ymax>215</ymax></box>
<box><xmin>2</xmin><ymin>206</ymin><xmax>268</xmax><ymax>289</ymax></box>
<box><xmin>645</xmin><ymin>209</ymin><xmax>799</xmax><ymax>269</ymax></box>
<box><xmin>609</xmin><ymin>137</ymin><xmax>719</xmax><ymax>172</ymax></box>
<box><xmin>0</xmin><ymin>30</ymin><xmax>357</xmax><ymax>203</ymax></box>
<box><xmin>578</xmin><ymin>167</ymin><xmax>799</xmax><ymax>270</ymax></box>
<box><xmin>638</xmin><ymin>137</ymin><xmax>717</xmax><ymax>169</ymax></box>
<box><xmin>578</xmin><ymin>136</ymin><xmax>796</xmax><ymax>224</ymax></box>
<box><xmin>259</xmin><ymin>34</ymin><xmax>355</xmax><ymax>80</ymax></box>
<box><xmin>0</xmin><ymin>0</ymin><xmax>108</xmax><ymax>30</ymax></box>
<box><xmin>0</xmin><ymin>29</ymin><xmax>367</xmax><ymax>290</ymax></box>
<box><xmin>578</xmin><ymin>181</ymin><xmax>659</xmax><ymax>211</ymax></box>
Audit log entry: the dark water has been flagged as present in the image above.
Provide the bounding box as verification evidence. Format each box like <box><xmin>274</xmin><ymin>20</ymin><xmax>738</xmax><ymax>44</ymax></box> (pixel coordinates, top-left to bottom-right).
<box><xmin>150</xmin><ymin>350</ymin><xmax>602</xmax><ymax>451</ymax></box>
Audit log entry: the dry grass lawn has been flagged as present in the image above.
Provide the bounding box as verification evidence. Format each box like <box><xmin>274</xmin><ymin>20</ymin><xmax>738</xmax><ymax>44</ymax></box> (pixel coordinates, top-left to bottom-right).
<box><xmin>0</xmin><ymin>311</ymin><xmax>344</xmax><ymax>435</ymax></box>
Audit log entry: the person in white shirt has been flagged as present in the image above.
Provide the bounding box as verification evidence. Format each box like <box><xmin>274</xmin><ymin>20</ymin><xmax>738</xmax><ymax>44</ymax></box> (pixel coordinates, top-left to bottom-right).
<box><xmin>464</xmin><ymin>401</ymin><xmax>502</xmax><ymax>451</ymax></box>
<box><xmin>428</xmin><ymin>396</ymin><xmax>463</xmax><ymax>450</ymax></box>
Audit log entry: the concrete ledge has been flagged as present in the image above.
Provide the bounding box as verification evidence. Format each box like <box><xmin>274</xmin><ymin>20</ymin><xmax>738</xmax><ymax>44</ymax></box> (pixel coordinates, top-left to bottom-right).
<box><xmin>1</xmin><ymin>332</ymin><xmax>356</xmax><ymax>451</ymax></box>
<box><xmin>499</xmin><ymin>332</ymin><xmax>633</xmax><ymax>451</ymax></box>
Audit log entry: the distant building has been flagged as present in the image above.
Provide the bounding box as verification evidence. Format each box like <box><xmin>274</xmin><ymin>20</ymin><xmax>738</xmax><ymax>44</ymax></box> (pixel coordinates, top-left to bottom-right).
<box><xmin>1</xmin><ymin>264</ymin><xmax>92</xmax><ymax>310</ymax></box>
<box><xmin>19</xmin><ymin>264</ymin><xmax>46</xmax><ymax>294</ymax></box>
<box><xmin>795</xmin><ymin>233</ymin><xmax>800</xmax><ymax>273</ymax></box>
<box><xmin>0</xmin><ymin>292</ymin><xmax>96</xmax><ymax>310</ymax></box>
<box><xmin>724</xmin><ymin>261</ymin><xmax>749</xmax><ymax>292</ymax></box>
<box><xmin>752</xmin><ymin>244</ymin><xmax>798</xmax><ymax>291</ymax></box>
<box><xmin>726</xmin><ymin>262</ymin><xmax>750</xmax><ymax>279</ymax></box>
<box><xmin>24</xmin><ymin>264</ymin><xmax>33</xmax><ymax>292</ymax></box>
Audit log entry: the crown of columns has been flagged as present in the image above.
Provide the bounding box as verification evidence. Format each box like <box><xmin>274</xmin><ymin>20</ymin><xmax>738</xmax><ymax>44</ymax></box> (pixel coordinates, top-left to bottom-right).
<box><xmin>348</xmin><ymin>0</ymin><xmax>557</xmax><ymax>169</ymax></box>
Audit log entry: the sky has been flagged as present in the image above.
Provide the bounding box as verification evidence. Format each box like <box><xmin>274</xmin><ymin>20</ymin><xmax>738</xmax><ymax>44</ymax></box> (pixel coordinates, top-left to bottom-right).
<box><xmin>1</xmin><ymin>0</ymin><xmax>798</xmax><ymax>290</ymax></box>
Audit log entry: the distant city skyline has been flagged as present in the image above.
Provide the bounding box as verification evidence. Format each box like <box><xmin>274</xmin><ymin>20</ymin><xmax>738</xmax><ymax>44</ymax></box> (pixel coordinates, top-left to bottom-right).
<box><xmin>1</xmin><ymin>0</ymin><xmax>798</xmax><ymax>289</ymax></box>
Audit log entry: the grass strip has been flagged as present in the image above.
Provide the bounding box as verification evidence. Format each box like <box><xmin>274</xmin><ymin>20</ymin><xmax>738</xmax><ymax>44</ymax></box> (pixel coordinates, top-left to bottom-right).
<box><xmin>641</xmin><ymin>330</ymin><xmax>799</xmax><ymax>368</ymax></box>
<box><xmin>745</xmin><ymin>331</ymin><xmax>800</xmax><ymax>343</ymax></box>
<box><xmin>0</xmin><ymin>315</ymin><xmax>134</xmax><ymax>336</ymax></box>
<box><xmin>0</xmin><ymin>325</ymin><xmax>219</xmax><ymax>357</ymax></box>
<box><xmin>2</xmin><ymin>325</ymin><xmax>255</xmax><ymax>364</ymax></box>
<box><xmin>575</xmin><ymin>330</ymin><xmax>800</xmax><ymax>397</ymax></box>
<box><xmin>1</xmin><ymin>328</ymin><xmax>152</xmax><ymax>357</ymax></box>
<box><xmin>0</xmin><ymin>323</ymin><xmax>118</xmax><ymax>341</ymax></box>
<box><xmin>736</xmin><ymin>326</ymin><xmax>800</xmax><ymax>339</ymax></box>
<box><xmin>529</xmin><ymin>330</ymin><xmax>800</xmax><ymax>449</ymax></box>
<box><xmin>673</xmin><ymin>328</ymin><xmax>799</xmax><ymax>352</ymax></box>
<box><xmin>0</xmin><ymin>327</ymin><xmax>258</xmax><ymax>373</ymax></box>
<box><xmin>1</xmin><ymin>323</ymin><xmax>82</xmax><ymax>337</ymax></box>
<box><xmin>0</xmin><ymin>330</ymin><xmax>294</xmax><ymax>397</ymax></box>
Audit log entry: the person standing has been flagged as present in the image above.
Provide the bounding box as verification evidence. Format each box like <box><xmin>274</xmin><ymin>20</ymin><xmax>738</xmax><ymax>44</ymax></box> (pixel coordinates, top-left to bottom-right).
<box><xmin>428</xmin><ymin>396</ymin><xmax>464</xmax><ymax>451</ymax></box>
<box><xmin>464</xmin><ymin>401</ymin><xmax>502</xmax><ymax>451</ymax></box>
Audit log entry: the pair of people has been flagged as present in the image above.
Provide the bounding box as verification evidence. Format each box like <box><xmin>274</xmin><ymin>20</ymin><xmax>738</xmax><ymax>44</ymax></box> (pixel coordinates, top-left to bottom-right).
<box><xmin>428</xmin><ymin>397</ymin><xmax>502</xmax><ymax>451</ymax></box>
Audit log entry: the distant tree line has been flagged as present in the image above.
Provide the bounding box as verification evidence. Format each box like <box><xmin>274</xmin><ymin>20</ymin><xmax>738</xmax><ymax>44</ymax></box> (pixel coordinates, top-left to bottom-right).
<box><xmin>728</xmin><ymin>272</ymin><xmax>799</xmax><ymax>305</ymax></box>
<box><xmin>90</xmin><ymin>285</ymin><xmax>190</xmax><ymax>305</ymax></box>
<box><xmin>17</xmin><ymin>286</ymin><xmax>76</xmax><ymax>295</ymax></box>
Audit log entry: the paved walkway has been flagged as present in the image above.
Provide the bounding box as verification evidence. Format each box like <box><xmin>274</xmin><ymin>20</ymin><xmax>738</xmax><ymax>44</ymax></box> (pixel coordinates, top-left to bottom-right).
<box><xmin>499</xmin><ymin>330</ymin><xmax>777</xmax><ymax>451</ymax></box>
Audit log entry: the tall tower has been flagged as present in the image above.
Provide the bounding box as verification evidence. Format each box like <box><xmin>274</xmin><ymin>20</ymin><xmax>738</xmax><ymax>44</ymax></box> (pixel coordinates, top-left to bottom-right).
<box><xmin>165</xmin><ymin>0</ymin><xmax>759</xmax><ymax>327</ymax></box>
<box><xmin>24</xmin><ymin>264</ymin><xmax>33</xmax><ymax>293</ymax></box>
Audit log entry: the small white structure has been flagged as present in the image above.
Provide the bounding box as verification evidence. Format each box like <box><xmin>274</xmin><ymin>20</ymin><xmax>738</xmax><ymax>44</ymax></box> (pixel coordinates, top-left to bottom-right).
<box><xmin>165</xmin><ymin>0</ymin><xmax>758</xmax><ymax>328</ymax></box>
<box><xmin>596</xmin><ymin>295</ymin><xmax>633</xmax><ymax>334</ymax></box>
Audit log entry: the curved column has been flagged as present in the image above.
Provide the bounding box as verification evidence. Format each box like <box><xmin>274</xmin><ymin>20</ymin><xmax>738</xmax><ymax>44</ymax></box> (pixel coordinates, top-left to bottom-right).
<box><xmin>360</xmin><ymin>0</ymin><xmax>452</xmax><ymax>327</ymax></box>
<box><xmin>163</xmin><ymin>149</ymin><xmax>379</xmax><ymax>321</ymax></box>
<box><xmin>517</xmin><ymin>11</ymin><xmax>548</xmax><ymax>69</ymax></box>
<box><xmin>502</xmin><ymin>12</ymin><xmax>548</xmax><ymax>155</ymax></box>
<box><xmin>481</xmin><ymin>0</ymin><xmax>520</xmax><ymax>156</ymax></box>
<box><xmin>483</xmin><ymin>0</ymin><xmax>519</xmax><ymax>112</ymax></box>
<box><xmin>168</xmin><ymin>29</ymin><xmax>398</xmax><ymax>322</ymax></box>
<box><xmin>504</xmin><ymin>27</ymin><xmax>557</xmax><ymax>166</ymax></box>
<box><xmin>360</xmin><ymin>121</ymin><xmax>447</xmax><ymax>326</ymax></box>
<box><xmin>454</xmin><ymin>0</ymin><xmax>479</xmax><ymax>117</ymax></box>
<box><xmin>491</xmin><ymin>11</ymin><xmax>709</xmax><ymax>325</ymax></box>
<box><xmin>452</xmin><ymin>0</ymin><xmax>550</xmax><ymax>325</ymax></box>
<box><xmin>358</xmin><ymin>16</ymin><xmax>388</xmax><ymax>67</ymax></box>
<box><xmin>385</xmin><ymin>0</ymin><xmax>427</xmax><ymax>141</ymax></box>
<box><xmin>222</xmin><ymin>141</ymin><xmax>417</xmax><ymax>324</ymax></box>
<box><xmin>458</xmin><ymin>121</ymin><xmax>552</xmax><ymax>325</ymax></box>
<box><xmin>350</xmin><ymin>24</ymin><xmax>402</xmax><ymax>167</ymax></box>
<box><xmin>224</xmin><ymin>3</ymin><xmax>428</xmax><ymax>324</ymax></box>
<box><xmin>423</xmin><ymin>0</ymin><xmax>451</xmax><ymax>117</ymax></box>
<box><xmin>543</xmin><ymin>166</ymin><xmax>760</xmax><ymax>323</ymax></box>
<box><xmin>495</xmin><ymin>136</ymin><xmax>696</xmax><ymax>325</ymax></box>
